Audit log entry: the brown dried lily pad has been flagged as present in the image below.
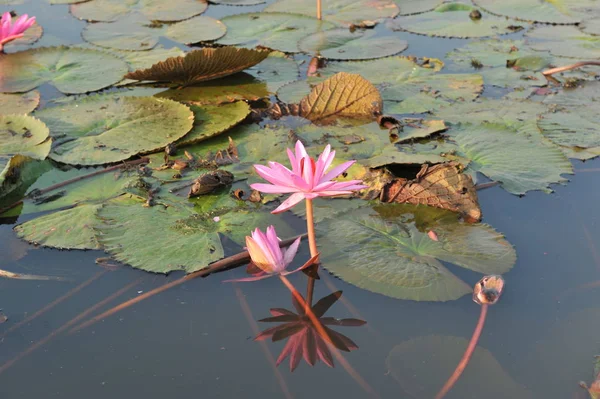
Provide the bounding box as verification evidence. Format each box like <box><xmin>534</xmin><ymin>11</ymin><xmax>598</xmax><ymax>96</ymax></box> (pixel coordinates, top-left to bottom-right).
<box><xmin>380</xmin><ymin>162</ymin><xmax>481</xmax><ymax>222</ymax></box>
<box><xmin>299</xmin><ymin>72</ymin><xmax>382</xmax><ymax>123</ymax></box>
<box><xmin>124</xmin><ymin>47</ymin><xmax>272</xmax><ymax>86</ymax></box>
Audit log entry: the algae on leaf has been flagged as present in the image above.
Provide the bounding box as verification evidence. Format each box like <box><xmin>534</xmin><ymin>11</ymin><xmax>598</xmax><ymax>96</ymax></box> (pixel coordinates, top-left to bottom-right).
<box><xmin>319</xmin><ymin>205</ymin><xmax>515</xmax><ymax>301</ymax></box>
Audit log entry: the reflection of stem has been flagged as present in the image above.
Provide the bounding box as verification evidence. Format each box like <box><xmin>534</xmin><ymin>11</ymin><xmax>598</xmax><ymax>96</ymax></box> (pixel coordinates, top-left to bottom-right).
<box><xmin>0</xmin><ymin>157</ymin><xmax>150</xmax><ymax>217</ymax></box>
<box><xmin>435</xmin><ymin>304</ymin><xmax>489</xmax><ymax>399</ymax></box>
<box><xmin>0</xmin><ymin>277</ymin><xmax>142</xmax><ymax>376</ymax></box>
<box><xmin>69</xmin><ymin>234</ymin><xmax>307</xmax><ymax>333</ymax></box>
<box><xmin>317</xmin><ymin>0</ymin><xmax>322</xmax><ymax>20</ymax></box>
<box><xmin>0</xmin><ymin>271</ymin><xmax>106</xmax><ymax>339</ymax></box>
<box><xmin>279</xmin><ymin>275</ymin><xmax>378</xmax><ymax>397</ymax></box>
<box><xmin>233</xmin><ymin>283</ymin><xmax>294</xmax><ymax>399</ymax></box>
<box><xmin>305</xmin><ymin>199</ymin><xmax>319</xmax><ymax>308</ymax></box>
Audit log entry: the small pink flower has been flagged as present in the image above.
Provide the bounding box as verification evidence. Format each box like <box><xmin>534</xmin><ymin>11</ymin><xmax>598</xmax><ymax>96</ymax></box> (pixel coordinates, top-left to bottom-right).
<box><xmin>225</xmin><ymin>226</ymin><xmax>314</xmax><ymax>283</ymax></box>
<box><xmin>428</xmin><ymin>230</ymin><xmax>438</xmax><ymax>241</ymax></box>
<box><xmin>250</xmin><ymin>140</ymin><xmax>367</xmax><ymax>214</ymax></box>
<box><xmin>0</xmin><ymin>12</ymin><xmax>36</xmax><ymax>52</ymax></box>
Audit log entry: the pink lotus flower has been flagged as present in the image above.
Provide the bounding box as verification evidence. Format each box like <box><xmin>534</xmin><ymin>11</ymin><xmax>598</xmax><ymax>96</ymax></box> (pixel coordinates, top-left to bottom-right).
<box><xmin>250</xmin><ymin>140</ymin><xmax>367</xmax><ymax>214</ymax></box>
<box><xmin>225</xmin><ymin>226</ymin><xmax>315</xmax><ymax>282</ymax></box>
<box><xmin>0</xmin><ymin>12</ymin><xmax>36</xmax><ymax>52</ymax></box>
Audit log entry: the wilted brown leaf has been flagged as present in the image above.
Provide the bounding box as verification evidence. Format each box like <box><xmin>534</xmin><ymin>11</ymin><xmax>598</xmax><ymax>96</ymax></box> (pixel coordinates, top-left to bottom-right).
<box><xmin>123</xmin><ymin>47</ymin><xmax>271</xmax><ymax>86</ymax></box>
<box><xmin>381</xmin><ymin>162</ymin><xmax>481</xmax><ymax>222</ymax></box>
<box><xmin>299</xmin><ymin>72</ymin><xmax>382</xmax><ymax>122</ymax></box>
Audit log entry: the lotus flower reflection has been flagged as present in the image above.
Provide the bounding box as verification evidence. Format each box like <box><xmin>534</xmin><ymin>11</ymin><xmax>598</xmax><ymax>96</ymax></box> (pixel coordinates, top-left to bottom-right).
<box><xmin>0</xmin><ymin>13</ymin><xmax>36</xmax><ymax>52</ymax></box>
<box><xmin>251</xmin><ymin>140</ymin><xmax>367</xmax><ymax>214</ymax></box>
<box><xmin>256</xmin><ymin>291</ymin><xmax>366</xmax><ymax>371</ymax></box>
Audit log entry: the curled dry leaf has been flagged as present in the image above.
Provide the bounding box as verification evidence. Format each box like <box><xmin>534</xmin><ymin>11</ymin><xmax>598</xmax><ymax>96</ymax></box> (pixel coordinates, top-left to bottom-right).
<box><xmin>380</xmin><ymin>162</ymin><xmax>481</xmax><ymax>222</ymax></box>
<box><xmin>299</xmin><ymin>72</ymin><xmax>382</xmax><ymax>123</ymax></box>
<box><xmin>124</xmin><ymin>47</ymin><xmax>271</xmax><ymax>86</ymax></box>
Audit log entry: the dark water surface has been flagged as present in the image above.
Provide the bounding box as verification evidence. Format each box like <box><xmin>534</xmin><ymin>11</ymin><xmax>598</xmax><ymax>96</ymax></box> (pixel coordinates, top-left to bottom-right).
<box><xmin>1</xmin><ymin>1</ymin><xmax>600</xmax><ymax>398</ymax></box>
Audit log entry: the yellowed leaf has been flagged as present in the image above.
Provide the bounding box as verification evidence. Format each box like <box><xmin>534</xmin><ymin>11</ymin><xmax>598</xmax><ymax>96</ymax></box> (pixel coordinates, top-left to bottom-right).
<box><xmin>123</xmin><ymin>47</ymin><xmax>271</xmax><ymax>86</ymax></box>
<box><xmin>299</xmin><ymin>72</ymin><xmax>382</xmax><ymax>122</ymax></box>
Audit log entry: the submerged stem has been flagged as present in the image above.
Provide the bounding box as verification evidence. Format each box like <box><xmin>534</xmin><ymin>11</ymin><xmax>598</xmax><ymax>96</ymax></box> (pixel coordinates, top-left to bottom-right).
<box><xmin>434</xmin><ymin>304</ymin><xmax>489</xmax><ymax>399</ymax></box>
<box><xmin>305</xmin><ymin>199</ymin><xmax>319</xmax><ymax>307</ymax></box>
<box><xmin>69</xmin><ymin>234</ymin><xmax>307</xmax><ymax>333</ymax></box>
<box><xmin>0</xmin><ymin>268</ymin><xmax>67</xmax><ymax>281</ymax></box>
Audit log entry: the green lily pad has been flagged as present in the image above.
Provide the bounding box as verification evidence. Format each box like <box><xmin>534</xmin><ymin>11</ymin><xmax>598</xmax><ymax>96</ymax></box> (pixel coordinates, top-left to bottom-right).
<box><xmin>473</xmin><ymin>0</ymin><xmax>589</xmax><ymax>24</ymax></box>
<box><xmin>433</xmin><ymin>98</ymin><xmax>548</xmax><ymax>137</ymax></box>
<box><xmin>96</xmin><ymin>195</ymin><xmax>224</xmax><ymax>273</ymax></box>
<box><xmin>96</xmin><ymin>193</ymin><xmax>293</xmax><ymax>273</ymax></box>
<box><xmin>177</xmin><ymin>102</ymin><xmax>250</xmax><ymax>146</ymax></box>
<box><xmin>526</xmin><ymin>26</ymin><xmax>600</xmax><ymax>59</ymax></box>
<box><xmin>537</xmin><ymin>82</ymin><xmax>600</xmax><ymax>158</ymax></box>
<box><xmin>310</xmin><ymin>56</ymin><xmax>482</xmax><ymax>113</ymax></box>
<box><xmin>384</xmin><ymin>74</ymin><xmax>484</xmax><ymax>114</ymax></box>
<box><xmin>276</xmin><ymin>80</ymin><xmax>312</xmax><ymax>104</ymax></box>
<box><xmin>0</xmin><ymin>91</ymin><xmax>40</xmax><ymax>116</ymax></box>
<box><xmin>246</xmin><ymin>51</ymin><xmax>299</xmax><ymax>93</ymax></box>
<box><xmin>0</xmin><ymin>157</ymin><xmax>51</xmax><ymax>206</ymax></box>
<box><xmin>394</xmin><ymin>0</ymin><xmax>443</xmax><ymax>15</ymax></box>
<box><xmin>116</xmin><ymin>46</ymin><xmax>186</xmax><ymax>72</ymax></box>
<box><xmin>14</xmin><ymin>204</ymin><xmax>102</xmax><ymax>250</ymax></box>
<box><xmin>387</xmin><ymin>335</ymin><xmax>534</xmax><ymax>398</ymax></box>
<box><xmin>318</xmin><ymin>205</ymin><xmax>516</xmax><ymax>301</ymax></box>
<box><xmin>391</xmin><ymin>3</ymin><xmax>525</xmax><ymax>38</ymax></box>
<box><xmin>265</xmin><ymin>0</ymin><xmax>399</xmax><ymax>26</ymax></box>
<box><xmin>0</xmin><ymin>46</ymin><xmax>128</xmax><ymax>94</ymax></box>
<box><xmin>446</xmin><ymin>38</ymin><xmax>551</xmax><ymax>89</ymax></box>
<box><xmin>0</xmin><ymin>115</ymin><xmax>51</xmax><ymax>195</ymax></box>
<box><xmin>295</xmin><ymin>119</ymin><xmax>447</xmax><ymax>162</ymax></box>
<box><xmin>291</xmin><ymin>197</ymin><xmax>367</xmax><ymax>223</ymax></box>
<box><xmin>217</xmin><ymin>12</ymin><xmax>336</xmax><ymax>53</ymax></box>
<box><xmin>441</xmin><ymin>123</ymin><xmax>572</xmax><ymax>195</ymax></box>
<box><xmin>82</xmin><ymin>14</ymin><xmax>226</xmax><ymax>51</ymax></box>
<box><xmin>154</xmin><ymin>73</ymin><xmax>270</xmax><ymax>105</ymax></box>
<box><xmin>298</xmin><ymin>28</ymin><xmax>407</xmax><ymax>60</ymax></box>
<box><xmin>70</xmin><ymin>0</ymin><xmax>208</xmax><ymax>22</ymax></box>
<box><xmin>10</xmin><ymin>166</ymin><xmax>151</xmax><ymax>216</ymax></box>
<box><xmin>35</xmin><ymin>95</ymin><xmax>193</xmax><ymax>165</ymax></box>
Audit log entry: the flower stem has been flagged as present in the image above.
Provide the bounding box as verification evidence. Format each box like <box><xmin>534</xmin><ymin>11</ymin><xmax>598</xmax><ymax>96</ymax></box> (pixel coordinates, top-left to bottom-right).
<box><xmin>317</xmin><ymin>0</ymin><xmax>322</xmax><ymax>20</ymax></box>
<box><xmin>434</xmin><ymin>304</ymin><xmax>489</xmax><ymax>399</ymax></box>
<box><xmin>305</xmin><ymin>199</ymin><xmax>319</xmax><ymax>307</ymax></box>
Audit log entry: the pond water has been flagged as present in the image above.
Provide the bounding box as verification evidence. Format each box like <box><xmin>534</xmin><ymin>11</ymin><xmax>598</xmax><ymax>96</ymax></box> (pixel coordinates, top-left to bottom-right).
<box><xmin>2</xmin><ymin>1</ymin><xmax>600</xmax><ymax>398</ymax></box>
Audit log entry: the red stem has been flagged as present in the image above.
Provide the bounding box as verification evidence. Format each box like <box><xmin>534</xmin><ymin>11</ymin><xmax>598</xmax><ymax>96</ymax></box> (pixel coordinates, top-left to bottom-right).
<box><xmin>435</xmin><ymin>304</ymin><xmax>489</xmax><ymax>399</ymax></box>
